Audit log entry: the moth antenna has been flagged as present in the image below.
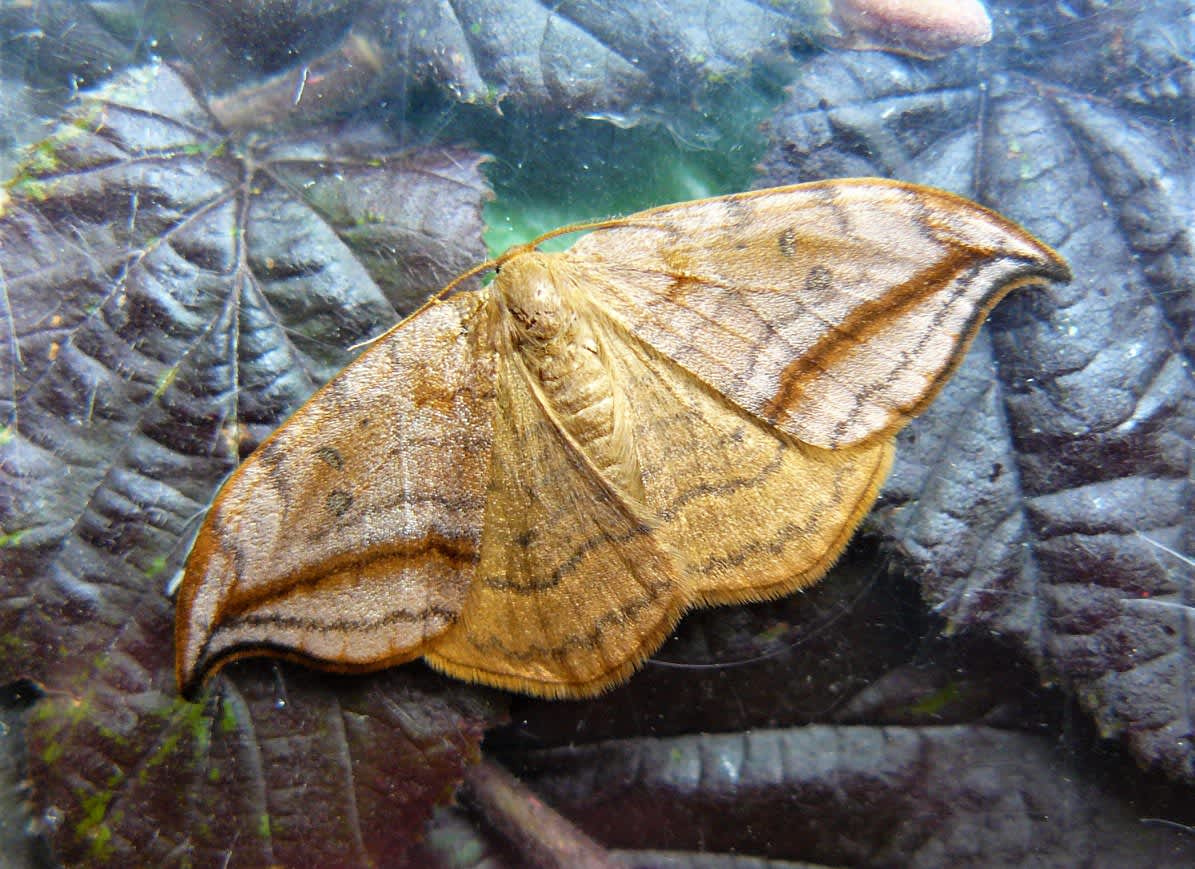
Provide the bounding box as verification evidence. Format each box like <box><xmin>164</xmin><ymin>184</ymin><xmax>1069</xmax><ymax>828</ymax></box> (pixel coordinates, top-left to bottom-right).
<box><xmin>526</xmin><ymin>216</ymin><xmax>654</xmax><ymax>247</ymax></box>
<box><xmin>353</xmin><ymin>256</ymin><xmax>502</xmax><ymax>352</ymax></box>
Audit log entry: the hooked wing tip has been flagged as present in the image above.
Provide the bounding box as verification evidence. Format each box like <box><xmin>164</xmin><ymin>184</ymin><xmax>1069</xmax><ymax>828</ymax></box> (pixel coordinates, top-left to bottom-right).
<box><xmin>173</xmin><ymin>522</ymin><xmax>242</xmax><ymax>699</ymax></box>
<box><xmin>174</xmin><ymin>617</ymin><xmax>210</xmax><ymax>700</ymax></box>
<box><xmin>1012</xmin><ymin>226</ymin><xmax>1072</xmax><ymax>288</ymax></box>
<box><xmin>1041</xmin><ymin>245</ymin><xmax>1073</xmax><ymax>284</ymax></box>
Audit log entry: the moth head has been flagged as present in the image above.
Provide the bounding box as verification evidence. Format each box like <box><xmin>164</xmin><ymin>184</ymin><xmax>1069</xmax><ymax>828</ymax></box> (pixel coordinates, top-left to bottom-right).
<box><xmin>494</xmin><ymin>251</ymin><xmax>574</xmax><ymax>345</ymax></box>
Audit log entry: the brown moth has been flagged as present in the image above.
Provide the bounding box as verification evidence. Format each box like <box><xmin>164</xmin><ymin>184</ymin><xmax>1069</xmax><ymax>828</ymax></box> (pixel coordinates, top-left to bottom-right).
<box><xmin>175</xmin><ymin>179</ymin><xmax>1070</xmax><ymax>699</ymax></box>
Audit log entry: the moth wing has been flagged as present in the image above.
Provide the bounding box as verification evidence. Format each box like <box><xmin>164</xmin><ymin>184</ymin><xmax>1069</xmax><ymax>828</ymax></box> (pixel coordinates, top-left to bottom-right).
<box><xmin>600</xmin><ymin>315</ymin><xmax>893</xmax><ymax>604</ymax></box>
<box><xmin>424</xmin><ymin>337</ymin><xmax>686</xmax><ymax>699</ymax></box>
<box><xmin>175</xmin><ymin>292</ymin><xmax>496</xmax><ymax>695</ymax></box>
<box><xmin>565</xmin><ymin>179</ymin><xmax>1070</xmax><ymax>449</ymax></box>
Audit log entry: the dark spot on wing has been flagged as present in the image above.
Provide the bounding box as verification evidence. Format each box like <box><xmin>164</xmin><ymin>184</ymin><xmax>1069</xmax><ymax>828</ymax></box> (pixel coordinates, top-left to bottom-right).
<box><xmin>805</xmin><ymin>265</ymin><xmax>832</xmax><ymax>295</ymax></box>
<box><xmin>315</xmin><ymin>445</ymin><xmax>344</xmax><ymax>471</ymax></box>
<box><xmin>327</xmin><ymin>489</ymin><xmax>353</xmax><ymax>516</ymax></box>
<box><xmin>778</xmin><ymin>227</ymin><xmax>797</xmax><ymax>258</ymax></box>
<box><xmin>723</xmin><ymin>196</ymin><xmax>754</xmax><ymax>229</ymax></box>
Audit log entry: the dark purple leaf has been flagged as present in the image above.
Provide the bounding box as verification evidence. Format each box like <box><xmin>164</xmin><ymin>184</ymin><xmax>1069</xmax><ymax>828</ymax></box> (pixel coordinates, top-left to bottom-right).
<box><xmin>158</xmin><ymin>0</ymin><xmax>996</xmax><ymax>133</ymax></box>
<box><xmin>0</xmin><ymin>62</ymin><xmax>501</xmax><ymax>866</ymax></box>
<box><xmin>26</xmin><ymin>667</ymin><xmax>496</xmax><ymax>866</ymax></box>
<box><xmin>758</xmin><ymin>0</ymin><xmax>1194</xmax><ymax>783</ymax></box>
<box><xmin>515</xmin><ymin>726</ymin><xmax>1195</xmax><ymax>866</ymax></box>
<box><xmin>0</xmin><ymin>0</ymin><xmax>135</xmax><ymax>89</ymax></box>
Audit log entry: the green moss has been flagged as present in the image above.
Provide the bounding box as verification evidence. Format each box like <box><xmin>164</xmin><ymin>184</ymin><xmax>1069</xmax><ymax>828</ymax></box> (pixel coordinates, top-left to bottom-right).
<box><xmin>355</xmin><ymin>210</ymin><xmax>386</xmax><ymax>226</ymax></box>
<box><xmin>24</xmin><ymin>141</ymin><xmax>61</xmax><ymax>177</ymax></box>
<box><xmin>5</xmin><ymin>113</ymin><xmax>100</xmax><ymax>200</ymax></box>
<box><xmin>18</xmin><ymin>115</ymin><xmax>91</xmax><ymax>178</ymax></box>
<box><xmin>62</xmin><ymin>696</ymin><xmax>95</xmax><ymax>726</ymax></box>
<box><xmin>257</xmin><ymin>812</ymin><xmax>271</xmax><ymax>838</ymax></box>
<box><xmin>77</xmin><ymin>790</ymin><xmax>116</xmax><ymax>860</ymax></box>
<box><xmin>79</xmin><ymin>789</ymin><xmax>113</xmax><ymax>821</ymax></box>
<box><xmin>136</xmin><ymin>697</ymin><xmax>211</xmax><ymax>783</ymax></box>
<box><xmin>144</xmin><ymin>554</ymin><xmax>169</xmax><ymax>579</ymax></box>
<box><xmin>88</xmin><ymin>823</ymin><xmax>113</xmax><ymax>859</ymax></box>
<box><xmin>904</xmin><ymin>682</ymin><xmax>963</xmax><ymax>717</ymax></box>
<box><xmin>0</xmin><ymin>528</ymin><xmax>28</xmax><ymax>547</ymax></box>
<box><xmin>41</xmin><ymin>742</ymin><xmax>64</xmax><ymax>764</ymax></box>
<box><xmin>70</xmin><ymin>112</ymin><xmax>99</xmax><ymax>133</ymax></box>
<box><xmin>219</xmin><ymin>699</ymin><xmax>238</xmax><ymax>734</ymax></box>
<box><xmin>188</xmin><ymin>700</ymin><xmax>212</xmax><ymax>757</ymax></box>
<box><xmin>0</xmin><ymin>632</ymin><xmax>25</xmax><ymax>658</ymax></box>
<box><xmin>138</xmin><ymin>732</ymin><xmax>183</xmax><ymax>782</ymax></box>
<box><xmin>7</xmin><ymin>177</ymin><xmax>51</xmax><ymax>202</ymax></box>
<box><xmin>31</xmin><ymin>700</ymin><xmax>57</xmax><ymax>724</ymax></box>
<box><xmin>153</xmin><ymin>365</ymin><xmax>178</xmax><ymax>400</ymax></box>
<box><xmin>67</xmin><ymin>101</ymin><xmax>104</xmax><ymax>133</ymax></box>
<box><xmin>95</xmin><ymin>723</ymin><xmax>128</xmax><ymax>748</ymax></box>
<box><xmin>180</xmin><ymin>140</ymin><xmax>227</xmax><ymax>158</ymax></box>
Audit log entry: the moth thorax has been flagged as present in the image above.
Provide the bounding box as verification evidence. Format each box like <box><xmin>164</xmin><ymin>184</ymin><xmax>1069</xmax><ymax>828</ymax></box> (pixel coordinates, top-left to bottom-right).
<box><xmin>496</xmin><ymin>253</ymin><xmax>575</xmax><ymax>346</ymax></box>
<box><xmin>496</xmin><ymin>253</ymin><xmax>644</xmax><ymax>498</ymax></box>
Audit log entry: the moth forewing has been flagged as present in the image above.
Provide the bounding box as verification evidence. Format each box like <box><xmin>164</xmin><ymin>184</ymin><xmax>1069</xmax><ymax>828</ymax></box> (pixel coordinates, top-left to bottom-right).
<box><xmin>174</xmin><ymin>292</ymin><xmax>497</xmax><ymax>696</ymax></box>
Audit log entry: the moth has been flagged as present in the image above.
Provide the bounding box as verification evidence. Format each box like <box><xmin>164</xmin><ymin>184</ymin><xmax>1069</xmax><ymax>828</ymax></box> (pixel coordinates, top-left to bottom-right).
<box><xmin>175</xmin><ymin>179</ymin><xmax>1069</xmax><ymax>699</ymax></box>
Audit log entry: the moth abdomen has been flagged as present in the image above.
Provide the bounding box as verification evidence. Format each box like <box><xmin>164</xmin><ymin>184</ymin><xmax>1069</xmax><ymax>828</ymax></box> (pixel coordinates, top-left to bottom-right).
<box><xmin>534</xmin><ymin>315</ymin><xmax>642</xmax><ymax>493</ymax></box>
